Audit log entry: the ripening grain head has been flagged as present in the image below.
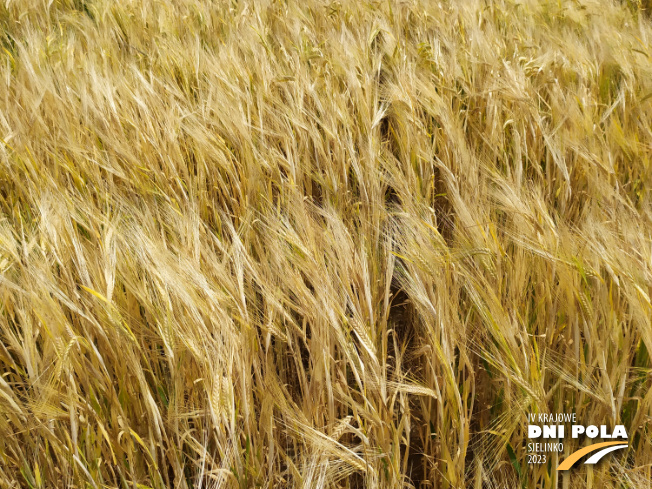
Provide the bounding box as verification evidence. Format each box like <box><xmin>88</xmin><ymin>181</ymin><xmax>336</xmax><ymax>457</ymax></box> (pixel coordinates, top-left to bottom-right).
<box><xmin>0</xmin><ymin>0</ymin><xmax>651</xmax><ymax>488</ymax></box>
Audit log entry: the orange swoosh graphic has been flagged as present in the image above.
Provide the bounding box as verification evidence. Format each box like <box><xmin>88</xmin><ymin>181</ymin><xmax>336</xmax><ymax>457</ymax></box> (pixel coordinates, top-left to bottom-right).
<box><xmin>557</xmin><ymin>441</ymin><xmax>627</xmax><ymax>471</ymax></box>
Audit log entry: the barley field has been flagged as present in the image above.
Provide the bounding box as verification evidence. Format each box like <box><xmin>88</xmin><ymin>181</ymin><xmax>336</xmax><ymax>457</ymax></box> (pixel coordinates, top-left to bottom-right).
<box><xmin>1</xmin><ymin>0</ymin><xmax>651</xmax><ymax>487</ymax></box>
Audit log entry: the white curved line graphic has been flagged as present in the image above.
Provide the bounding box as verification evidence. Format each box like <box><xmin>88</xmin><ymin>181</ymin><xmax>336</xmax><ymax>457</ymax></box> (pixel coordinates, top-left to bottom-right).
<box><xmin>584</xmin><ymin>444</ymin><xmax>628</xmax><ymax>464</ymax></box>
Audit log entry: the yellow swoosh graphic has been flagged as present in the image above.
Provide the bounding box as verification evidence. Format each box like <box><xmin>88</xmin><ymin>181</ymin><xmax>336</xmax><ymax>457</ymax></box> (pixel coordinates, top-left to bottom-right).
<box><xmin>557</xmin><ymin>441</ymin><xmax>628</xmax><ymax>471</ymax></box>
